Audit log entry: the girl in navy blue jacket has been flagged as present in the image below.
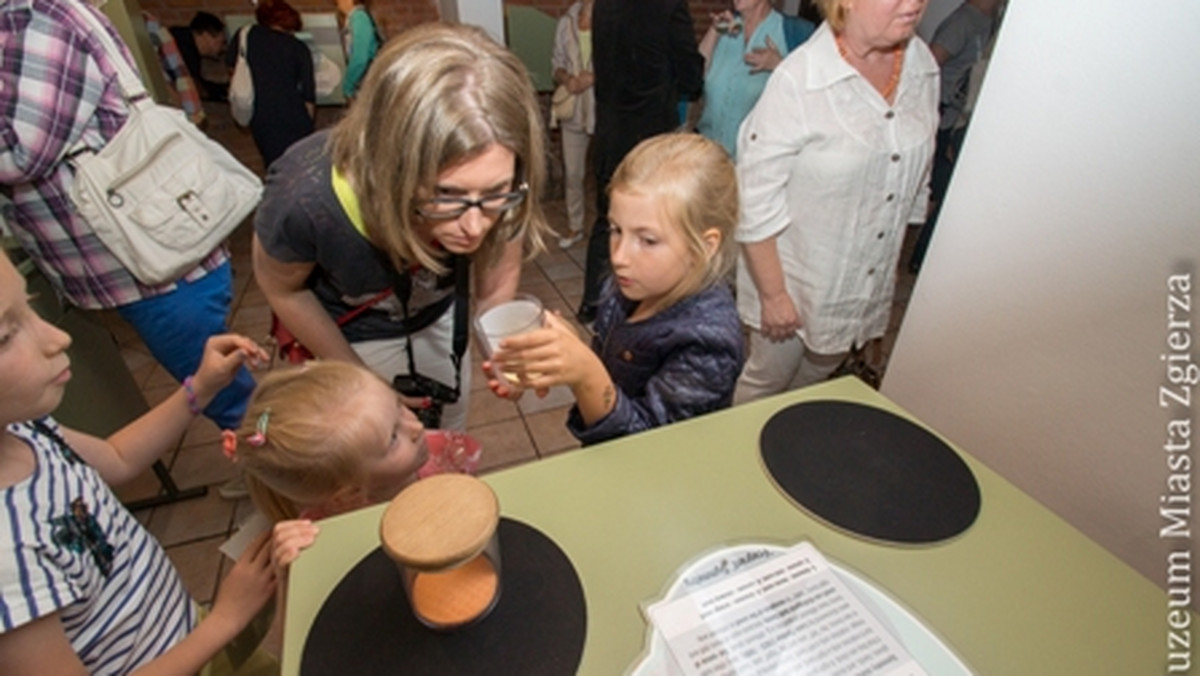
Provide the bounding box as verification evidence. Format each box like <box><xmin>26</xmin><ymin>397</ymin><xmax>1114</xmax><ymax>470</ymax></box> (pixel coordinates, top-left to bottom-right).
<box><xmin>487</xmin><ymin>134</ymin><xmax>744</xmax><ymax>445</ymax></box>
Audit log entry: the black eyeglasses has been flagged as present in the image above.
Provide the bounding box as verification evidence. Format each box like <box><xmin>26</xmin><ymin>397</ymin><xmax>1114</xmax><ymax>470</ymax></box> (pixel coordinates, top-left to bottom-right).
<box><xmin>415</xmin><ymin>183</ymin><xmax>529</xmax><ymax>220</ymax></box>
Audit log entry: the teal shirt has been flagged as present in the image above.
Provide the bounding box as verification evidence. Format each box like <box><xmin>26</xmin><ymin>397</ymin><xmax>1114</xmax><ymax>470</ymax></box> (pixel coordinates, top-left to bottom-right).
<box><xmin>697</xmin><ymin>11</ymin><xmax>787</xmax><ymax>160</ymax></box>
<box><xmin>342</xmin><ymin>6</ymin><xmax>380</xmax><ymax>98</ymax></box>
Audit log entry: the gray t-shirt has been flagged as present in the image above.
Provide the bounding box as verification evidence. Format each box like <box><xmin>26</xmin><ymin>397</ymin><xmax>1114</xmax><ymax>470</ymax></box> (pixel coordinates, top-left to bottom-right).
<box><xmin>932</xmin><ymin>3</ymin><xmax>994</xmax><ymax>130</ymax></box>
<box><xmin>254</xmin><ymin>131</ymin><xmax>454</xmax><ymax>342</ymax></box>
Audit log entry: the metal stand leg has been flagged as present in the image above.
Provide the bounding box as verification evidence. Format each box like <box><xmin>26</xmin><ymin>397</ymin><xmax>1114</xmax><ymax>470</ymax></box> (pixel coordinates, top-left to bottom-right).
<box><xmin>124</xmin><ymin>460</ymin><xmax>208</xmax><ymax>511</ymax></box>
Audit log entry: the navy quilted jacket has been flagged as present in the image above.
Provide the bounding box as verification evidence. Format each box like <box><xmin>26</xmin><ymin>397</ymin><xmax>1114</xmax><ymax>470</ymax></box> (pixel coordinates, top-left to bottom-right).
<box><xmin>567</xmin><ymin>281</ymin><xmax>745</xmax><ymax>445</ymax></box>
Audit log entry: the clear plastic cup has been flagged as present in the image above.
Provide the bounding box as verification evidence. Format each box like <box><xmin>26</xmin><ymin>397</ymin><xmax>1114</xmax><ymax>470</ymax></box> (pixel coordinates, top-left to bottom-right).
<box><xmin>417</xmin><ymin>430</ymin><xmax>483</xmax><ymax>478</ymax></box>
<box><xmin>475</xmin><ymin>293</ymin><xmax>545</xmax><ymax>385</ymax></box>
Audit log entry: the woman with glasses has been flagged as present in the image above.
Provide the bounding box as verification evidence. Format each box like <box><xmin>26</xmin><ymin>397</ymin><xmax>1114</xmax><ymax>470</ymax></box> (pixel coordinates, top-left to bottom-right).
<box><xmin>252</xmin><ymin>23</ymin><xmax>550</xmax><ymax>431</ymax></box>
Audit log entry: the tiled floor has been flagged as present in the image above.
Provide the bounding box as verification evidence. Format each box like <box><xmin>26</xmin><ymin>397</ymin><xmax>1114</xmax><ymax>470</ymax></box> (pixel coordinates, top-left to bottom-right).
<box><xmin>96</xmin><ymin>167</ymin><xmax>919</xmax><ymax>660</ymax></box>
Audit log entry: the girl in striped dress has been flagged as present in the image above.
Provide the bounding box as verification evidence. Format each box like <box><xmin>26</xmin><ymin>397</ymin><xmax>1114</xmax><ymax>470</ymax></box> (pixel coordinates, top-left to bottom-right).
<box><xmin>0</xmin><ymin>252</ymin><xmax>277</xmax><ymax>675</ymax></box>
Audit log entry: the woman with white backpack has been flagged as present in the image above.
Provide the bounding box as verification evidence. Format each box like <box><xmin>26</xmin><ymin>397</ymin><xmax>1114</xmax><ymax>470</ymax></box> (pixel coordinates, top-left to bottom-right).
<box><xmin>227</xmin><ymin>0</ymin><xmax>315</xmax><ymax>169</ymax></box>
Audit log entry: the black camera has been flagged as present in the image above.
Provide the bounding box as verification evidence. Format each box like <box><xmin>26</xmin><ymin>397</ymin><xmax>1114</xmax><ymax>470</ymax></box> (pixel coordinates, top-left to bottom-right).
<box><xmin>393</xmin><ymin>372</ymin><xmax>459</xmax><ymax>429</ymax></box>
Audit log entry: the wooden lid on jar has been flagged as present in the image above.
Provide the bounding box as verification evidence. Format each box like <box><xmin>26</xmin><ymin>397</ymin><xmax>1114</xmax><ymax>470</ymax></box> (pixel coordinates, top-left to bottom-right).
<box><xmin>380</xmin><ymin>474</ymin><xmax>500</xmax><ymax>571</ymax></box>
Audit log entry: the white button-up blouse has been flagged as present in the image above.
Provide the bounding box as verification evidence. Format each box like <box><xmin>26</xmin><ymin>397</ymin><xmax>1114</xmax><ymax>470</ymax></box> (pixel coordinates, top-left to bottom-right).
<box><xmin>735</xmin><ymin>21</ymin><xmax>938</xmax><ymax>354</ymax></box>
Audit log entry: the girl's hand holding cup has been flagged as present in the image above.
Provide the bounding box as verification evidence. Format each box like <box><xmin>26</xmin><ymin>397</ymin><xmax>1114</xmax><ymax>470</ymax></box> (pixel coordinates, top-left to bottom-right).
<box><xmin>488</xmin><ymin>312</ymin><xmax>599</xmax><ymax>397</ymax></box>
<box><xmin>477</xmin><ymin>294</ymin><xmax>546</xmax><ymax>399</ymax></box>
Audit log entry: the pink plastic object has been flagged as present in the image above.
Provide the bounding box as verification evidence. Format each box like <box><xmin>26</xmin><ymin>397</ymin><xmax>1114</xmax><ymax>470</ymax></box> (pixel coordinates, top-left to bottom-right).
<box><xmin>417</xmin><ymin>430</ymin><xmax>483</xmax><ymax>479</ymax></box>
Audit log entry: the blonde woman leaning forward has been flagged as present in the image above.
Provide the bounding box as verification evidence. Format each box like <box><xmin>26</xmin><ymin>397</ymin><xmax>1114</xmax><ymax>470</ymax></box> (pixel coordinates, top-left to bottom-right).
<box><xmin>733</xmin><ymin>0</ymin><xmax>937</xmax><ymax>401</ymax></box>
<box><xmin>253</xmin><ymin>23</ymin><xmax>550</xmax><ymax>430</ymax></box>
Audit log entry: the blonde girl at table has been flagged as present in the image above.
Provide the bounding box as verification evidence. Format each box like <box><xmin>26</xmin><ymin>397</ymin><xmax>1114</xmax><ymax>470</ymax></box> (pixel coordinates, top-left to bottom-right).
<box><xmin>486</xmin><ymin>134</ymin><xmax>745</xmax><ymax>445</ymax></box>
<box><xmin>0</xmin><ymin>250</ymin><xmax>278</xmax><ymax>675</ymax></box>
<box><xmin>225</xmin><ymin>362</ymin><xmax>430</xmax><ymax>568</ymax></box>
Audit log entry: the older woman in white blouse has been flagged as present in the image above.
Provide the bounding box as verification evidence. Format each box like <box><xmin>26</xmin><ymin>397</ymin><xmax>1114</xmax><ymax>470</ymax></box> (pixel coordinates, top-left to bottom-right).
<box><xmin>733</xmin><ymin>0</ymin><xmax>937</xmax><ymax>402</ymax></box>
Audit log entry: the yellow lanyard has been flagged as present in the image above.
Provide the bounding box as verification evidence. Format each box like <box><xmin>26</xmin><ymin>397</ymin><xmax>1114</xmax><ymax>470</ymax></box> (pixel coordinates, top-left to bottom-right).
<box><xmin>331</xmin><ymin>166</ymin><xmax>369</xmax><ymax>239</ymax></box>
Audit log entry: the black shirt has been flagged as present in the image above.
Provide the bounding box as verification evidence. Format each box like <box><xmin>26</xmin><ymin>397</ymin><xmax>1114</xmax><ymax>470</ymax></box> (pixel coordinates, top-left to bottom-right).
<box><xmin>168</xmin><ymin>26</ymin><xmax>226</xmax><ymax>101</ymax></box>
<box><xmin>592</xmin><ymin>0</ymin><xmax>704</xmax><ymax>175</ymax></box>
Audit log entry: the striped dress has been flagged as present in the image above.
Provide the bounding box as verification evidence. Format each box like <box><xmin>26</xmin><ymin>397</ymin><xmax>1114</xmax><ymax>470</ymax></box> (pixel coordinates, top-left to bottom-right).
<box><xmin>0</xmin><ymin>418</ymin><xmax>193</xmax><ymax>674</ymax></box>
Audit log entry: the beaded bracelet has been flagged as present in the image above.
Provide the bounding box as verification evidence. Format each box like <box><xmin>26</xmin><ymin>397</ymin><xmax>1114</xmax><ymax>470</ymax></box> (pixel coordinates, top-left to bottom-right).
<box><xmin>182</xmin><ymin>376</ymin><xmax>202</xmax><ymax>416</ymax></box>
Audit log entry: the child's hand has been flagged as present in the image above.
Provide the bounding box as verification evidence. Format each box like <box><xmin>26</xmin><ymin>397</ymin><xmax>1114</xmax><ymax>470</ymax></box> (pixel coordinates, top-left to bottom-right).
<box><xmin>210</xmin><ymin>531</ymin><xmax>276</xmax><ymax>629</ymax></box>
<box><xmin>481</xmin><ymin>358</ymin><xmax>530</xmax><ymax>400</ymax></box>
<box><xmin>272</xmin><ymin>519</ymin><xmax>319</xmax><ymax>570</ymax></box>
<box><xmin>489</xmin><ymin>312</ymin><xmax>599</xmax><ymax>393</ymax></box>
<box><xmin>192</xmin><ymin>334</ymin><xmax>270</xmax><ymax>405</ymax></box>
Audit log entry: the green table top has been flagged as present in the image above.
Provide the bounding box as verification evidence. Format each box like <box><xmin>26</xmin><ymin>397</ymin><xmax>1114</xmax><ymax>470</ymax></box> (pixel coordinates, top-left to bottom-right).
<box><xmin>283</xmin><ymin>377</ymin><xmax>1174</xmax><ymax>674</ymax></box>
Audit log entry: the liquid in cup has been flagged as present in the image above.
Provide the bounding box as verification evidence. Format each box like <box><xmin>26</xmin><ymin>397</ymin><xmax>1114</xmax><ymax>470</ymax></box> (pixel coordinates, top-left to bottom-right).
<box><xmin>475</xmin><ymin>293</ymin><xmax>545</xmax><ymax>384</ymax></box>
<box><xmin>380</xmin><ymin>474</ymin><xmax>502</xmax><ymax>630</ymax></box>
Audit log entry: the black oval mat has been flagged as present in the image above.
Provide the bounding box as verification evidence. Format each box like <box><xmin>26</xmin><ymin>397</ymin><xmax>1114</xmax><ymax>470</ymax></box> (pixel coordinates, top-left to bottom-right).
<box><xmin>759</xmin><ymin>401</ymin><xmax>981</xmax><ymax>544</ymax></box>
<box><xmin>301</xmin><ymin>518</ymin><xmax>586</xmax><ymax>675</ymax></box>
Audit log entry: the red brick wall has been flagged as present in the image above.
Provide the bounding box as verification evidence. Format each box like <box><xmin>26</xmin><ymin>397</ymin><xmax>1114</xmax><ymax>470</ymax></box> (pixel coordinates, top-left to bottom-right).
<box><xmin>144</xmin><ymin>0</ymin><xmax>726</xmax><ymax>46</ymax></box>
<box><xmin>687</xmin><ymin>0</ymin><xmax>727</xmax><ymax>38</ymax></box>
<box><xmin>365</xmin><ymin>0</ymin><xmax>441</xmax><ymax>38</ymax></box>
<box><xmin>521</xmin><ymin>0</ymin><xmax>727</xmax><ymax>41</ymax></box>
<box><xmin>139</xmin><ymin>0</ymin><xmax>440</xmax><ymax>40</ymax></box>
<box><xmin>172</xmin><ymin>0</ymin><xmax>731</xmax><ymax>191</ymax></box>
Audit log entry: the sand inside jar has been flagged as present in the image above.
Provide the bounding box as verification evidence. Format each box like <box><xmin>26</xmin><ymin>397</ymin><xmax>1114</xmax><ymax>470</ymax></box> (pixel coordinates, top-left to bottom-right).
<box><xmin>410</xmin><ymin>555</ymin><xmax>499</xmax><ymax>627</ymax></box>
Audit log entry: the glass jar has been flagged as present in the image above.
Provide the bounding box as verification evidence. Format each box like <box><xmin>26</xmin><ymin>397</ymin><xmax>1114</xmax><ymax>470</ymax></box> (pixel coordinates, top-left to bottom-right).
<box><xmin>380</xmin><ymin>474</ymin><xmax>502</xmax><ymax>630</ymax></box>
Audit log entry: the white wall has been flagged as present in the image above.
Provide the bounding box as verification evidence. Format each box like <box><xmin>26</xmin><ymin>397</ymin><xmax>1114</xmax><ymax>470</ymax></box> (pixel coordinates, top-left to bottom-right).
<box><xmin>438</xmin><ymin>0</ymin><xmax>505</xmax><ymax>43</ymax></box>
<box><xmin>883</xmin><ymin>0</ymin><xmax>1200</xmax><ymax>592</ymax></box>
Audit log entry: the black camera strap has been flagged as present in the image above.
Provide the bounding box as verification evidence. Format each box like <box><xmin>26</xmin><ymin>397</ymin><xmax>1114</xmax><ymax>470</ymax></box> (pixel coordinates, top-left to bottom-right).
<box><xmin>396</xmin><ymin>255</ymin><xmax>469</xmax><ymax>404</ymax></box>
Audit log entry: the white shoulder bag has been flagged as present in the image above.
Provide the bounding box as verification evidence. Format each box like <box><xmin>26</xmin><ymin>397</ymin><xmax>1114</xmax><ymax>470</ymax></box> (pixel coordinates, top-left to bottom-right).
<box><xmin>313</xmin><ymin>49</ymin><xmax>343</xmax><ymax>99</ymax></box>
<box><xmin>67</xmin><ymin>6</ymin><xmax>262</xmax><ymax>286</ymax></box>
<box><xmin>229</xmin><ymin>26</ymin><xmax>255</xmax><ymax>126</ymax></box>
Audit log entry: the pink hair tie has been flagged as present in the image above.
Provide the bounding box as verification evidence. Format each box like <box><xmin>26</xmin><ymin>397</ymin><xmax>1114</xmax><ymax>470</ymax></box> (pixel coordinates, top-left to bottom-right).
<box><xmin>222</xmin><ymin>410</ymin><xmax>269</xmax><ymax>462</ymax></box>
<box><xmin>220</xmin><ymin>430</ymin><xmax>239</xmax><ymax>462</ymax></box>
<box><xmin>246</xmin><ymin>408</ymin><xmax>271</xmax><ymax>447</ymax></box>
